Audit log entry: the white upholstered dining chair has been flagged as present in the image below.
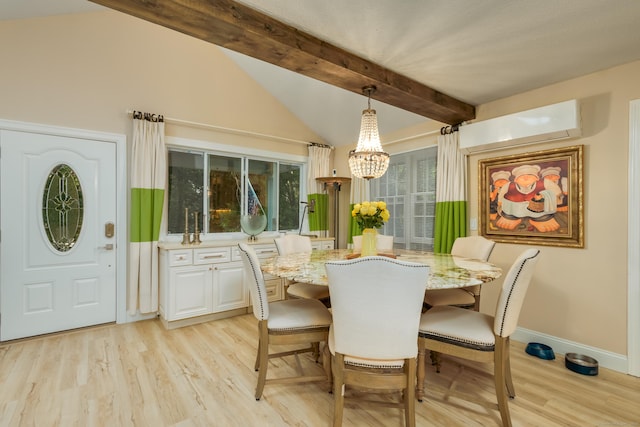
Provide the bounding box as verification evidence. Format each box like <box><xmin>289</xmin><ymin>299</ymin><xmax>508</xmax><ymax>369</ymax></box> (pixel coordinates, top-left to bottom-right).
<box><xmin>423</xmin><ymin>235</ymin><xmax>496</xmax><ymax>311</ymax></box>
<box><xmin>273</xmin><ymin>234</ymin><xmax>330</xmax><ymax>301</ymax></box>
<box><xmin>417</xmin><ymin>248</ymin><xmax>540</xmax><ymax>427</ymax></box>
<box><xmin>376</xmin><ymin>234</ymin><xmax>394</xmax><ymax>252</ymax></box>
<box><xmin>324</xmin><ymin>256</ymin><xmax>429</xmax><ymax>427</ymax></box>
<box><xmin>238</xmin><ymin>243</ymin><xmax>332</xmax><ymax>400</ymax></box>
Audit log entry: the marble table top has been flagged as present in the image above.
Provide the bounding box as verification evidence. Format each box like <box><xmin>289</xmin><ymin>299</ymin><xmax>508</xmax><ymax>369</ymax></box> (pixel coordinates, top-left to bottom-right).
<box><xmin>260</xmin><ymin>249</ymin><xmax>502</xmax><ymax>289</ymax></box>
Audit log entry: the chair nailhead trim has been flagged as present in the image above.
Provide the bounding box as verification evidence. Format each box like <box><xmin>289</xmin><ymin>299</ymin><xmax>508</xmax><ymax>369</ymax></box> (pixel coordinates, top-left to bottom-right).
<box><xmin>238</xmin><ymin>245</ymin><xmax>266</xmax><ymax>319</ymax></box>
<box><xmin>270</xmin><ymin>326</ymin><xmax>330</xmax><ymax>334</ymax></box>
<box><xmin>497</xmin><ymin>250</ymin><xmax>540</xmax><ymax>336</ymax></box>
<box><xmin>345</xmin><ymin>360</ymin><xmax>405</xmax><ymax>369</ymax></box>
<box><xmin>420</xmin><ymin>332</ymin><xmax>495</xmax><ymax>352</ymax></box>
<box><xmin>326</xmin><ymin>256</ymin><xmax>428</xmax><ymax>270</ymax></box>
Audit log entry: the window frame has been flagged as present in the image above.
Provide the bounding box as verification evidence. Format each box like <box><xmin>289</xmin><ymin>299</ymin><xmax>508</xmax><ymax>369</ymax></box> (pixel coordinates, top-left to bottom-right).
<box><xmin>371</xmin><ymin>145</ymin><xmax>437</xmax><ymax>251</ymax></box>
<box><xmin>162</xmin><ymin>136</ymin><xmax>308</xmax><ymax>242</ymax></box>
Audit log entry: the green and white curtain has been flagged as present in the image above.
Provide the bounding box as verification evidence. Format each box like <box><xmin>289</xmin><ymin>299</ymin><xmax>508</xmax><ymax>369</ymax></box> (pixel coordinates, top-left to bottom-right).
<box><xmin>433</xmin><ymin>127</ymin><xmax>467</xmax><ymax>253</ymax></box>
<box><xmin>129</xmin><ymin>111</ymin><xmax>166</xmax><ymax>315</ymax></box>
<box><xmin>348</xmin><ymin>176</ymin><xmax>370</xmax><ymax>247</ymax></box>
<box><xmin>307</xmin><ymin>145</ymin><xmax>331</xmax><ymax>237</ymax></box>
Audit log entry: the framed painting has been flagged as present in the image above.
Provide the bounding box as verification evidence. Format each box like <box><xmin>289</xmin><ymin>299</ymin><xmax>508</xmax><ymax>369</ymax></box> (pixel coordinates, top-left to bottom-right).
<box><xmin>479</xmin><ymin>145</ymin><xmax>584</xmax><ymax>248</ymax></box>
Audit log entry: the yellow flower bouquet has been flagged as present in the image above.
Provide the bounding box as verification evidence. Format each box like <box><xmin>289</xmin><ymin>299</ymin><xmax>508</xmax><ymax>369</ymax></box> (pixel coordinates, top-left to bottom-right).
<box><xmin>352</xmin><ymin>201</ymin><xmax>390</xmax><ymax>230</ymax></box>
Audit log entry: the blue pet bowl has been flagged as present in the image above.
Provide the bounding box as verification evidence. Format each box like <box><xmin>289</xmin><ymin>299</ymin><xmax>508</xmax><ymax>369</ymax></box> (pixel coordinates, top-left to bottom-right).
<box><xmin>525</xmin><ymin>342</ymin><xmax>556</xmax><ymax>360</ymax></box>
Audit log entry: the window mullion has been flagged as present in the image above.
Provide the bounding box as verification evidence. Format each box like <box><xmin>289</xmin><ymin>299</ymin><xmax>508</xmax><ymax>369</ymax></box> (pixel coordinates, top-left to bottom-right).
<box><xmin>202</xmin><ymin>154</ymin><xmax>209</xmax><ymax>234</ymax></box>
<box><xmin>241</xmin><ymin>157</ymin><xmax>247</xmax><ymax>219</ymax></box>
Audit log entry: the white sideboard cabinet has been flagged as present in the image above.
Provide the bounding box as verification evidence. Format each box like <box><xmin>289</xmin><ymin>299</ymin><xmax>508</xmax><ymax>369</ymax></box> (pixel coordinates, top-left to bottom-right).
<box><xmin>159</xmin><ymin>245</ymin><xmax>240</xmax><ymax>329</ymax></box>
<box><xmin>311</xmin><ymin>239</ymin><xmax>334</xmax><ymax>250</ymax></box>
<box><xmin>158</xmin><ymin>237</ymin><xmax>333</xmax><ymax>329</ymax></box>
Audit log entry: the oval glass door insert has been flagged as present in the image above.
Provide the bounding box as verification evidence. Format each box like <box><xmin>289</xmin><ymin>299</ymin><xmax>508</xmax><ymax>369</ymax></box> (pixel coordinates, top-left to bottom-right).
<box><xmin>42</xmin><ymin>164</ymin><xmax>84</xmax><ymax>252</ymax></box>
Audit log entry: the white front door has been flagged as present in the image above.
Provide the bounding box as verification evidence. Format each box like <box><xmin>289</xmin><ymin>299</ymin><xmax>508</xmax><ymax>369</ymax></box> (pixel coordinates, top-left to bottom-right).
<box><xmin>1</xmin><ymin>129</ymin><xmax>117</xmax><ymax>341</ymax></box>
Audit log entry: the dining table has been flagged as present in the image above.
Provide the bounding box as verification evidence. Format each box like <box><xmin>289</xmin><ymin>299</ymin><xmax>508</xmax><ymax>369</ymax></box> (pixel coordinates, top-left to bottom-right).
<box><xmin>260</xmin><ymin>248</ymin><xmax>503</xmax><ymax>290</ymax></box>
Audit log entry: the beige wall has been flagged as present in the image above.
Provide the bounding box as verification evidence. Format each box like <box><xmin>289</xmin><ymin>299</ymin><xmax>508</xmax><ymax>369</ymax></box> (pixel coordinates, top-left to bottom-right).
<box><xmin>2</xmin><ymin>11</ymin><xmax>637</xmax><ymax>358</ymax></box>
<box><xmin>468</xmin><ymin>61</ymin><xmax>640</xmax><ymax>356</ymax></box>
<box><xmin>0</xmin><ymin>11</ymin><xmax>322</xmax><ymax>156</ymax></box>
<box><xmin>362</xmin><ymin>60</ymin><xmax>639</xmax><ymax>357</ymax></box>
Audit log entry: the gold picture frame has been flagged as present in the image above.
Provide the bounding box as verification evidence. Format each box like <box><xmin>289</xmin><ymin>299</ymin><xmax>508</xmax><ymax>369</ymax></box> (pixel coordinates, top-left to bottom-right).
<box><xmin>479</xmin><ymin>145</ymin><xmax>584</xmax><ymax>248</ymax></box>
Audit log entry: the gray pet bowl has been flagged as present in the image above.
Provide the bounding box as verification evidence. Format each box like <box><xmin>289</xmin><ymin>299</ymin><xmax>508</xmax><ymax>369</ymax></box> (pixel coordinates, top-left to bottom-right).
<box><xmin>565</xmin><ymin>353</ymin><xmax>598</xmax><ymax>376</ymax></box>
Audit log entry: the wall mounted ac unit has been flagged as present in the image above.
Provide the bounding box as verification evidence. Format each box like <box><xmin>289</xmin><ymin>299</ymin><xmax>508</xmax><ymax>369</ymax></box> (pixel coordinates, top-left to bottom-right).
<box><xmin>458</xmin><ymin>99</ymin><xmax>581</xmax><ymax>154</ymax></box>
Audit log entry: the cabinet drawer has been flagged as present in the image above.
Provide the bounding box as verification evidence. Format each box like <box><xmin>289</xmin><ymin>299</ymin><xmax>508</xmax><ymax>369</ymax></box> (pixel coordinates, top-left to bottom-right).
<box><xmin>264</xmin><ymin>277</ymin><xmax>283</xmax><ymax>302</ymax></box>
<box><xmin>311</xmin><ymin>239</ymin><xmax>334</xmax><ymax>250</ymax></box>
<box><xmin>253</xmin><ymin>244</ymin><xmax>279</xmax><ymax>259</ymax></box>
<box><xmin>167</xmin><ymin>249</ymin><xmax>193</xmax><ymax>267</ymax></box>
<box><xmin>231</xmin><ymin>244</ymin><xmax>278</xmax><ymax>261</ymax></box>
<box><xmin>231</xmin><ymin>246</ymin><xmax>242</xmax><ymax>261</ymax></box>
<box><xmin>194</xmin><ymin>247</ymin><xmax>231</xmax><ymax>264</ymax></box>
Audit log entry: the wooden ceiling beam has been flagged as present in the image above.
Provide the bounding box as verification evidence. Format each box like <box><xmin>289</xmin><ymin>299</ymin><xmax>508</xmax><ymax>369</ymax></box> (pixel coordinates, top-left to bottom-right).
<box><xmin>90</xmin><ymin>0</ymin><xmax>475</xmax><ymax>124</ymax></box>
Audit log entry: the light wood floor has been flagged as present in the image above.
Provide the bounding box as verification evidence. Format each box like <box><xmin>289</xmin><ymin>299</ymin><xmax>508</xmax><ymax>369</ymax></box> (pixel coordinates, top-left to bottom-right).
<box><xmin>1</xmin><ymin>315</ymin><xmax>639</xmax><ymax>426</ymax></box>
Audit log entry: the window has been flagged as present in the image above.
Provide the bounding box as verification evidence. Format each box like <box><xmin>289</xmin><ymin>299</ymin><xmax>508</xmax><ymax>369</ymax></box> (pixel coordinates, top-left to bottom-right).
<box><xmin>247</xmin><ymin>159</ymin><xmax>276</xmax><ymax>231</ymax></box>
<box><xmin>208</xmin><ymin>154</ymin><xmax>241</xmax><ymax>233</ymax></box>
<box><xmin>371</xmin><ymin>146</ymin><xmax>437</xmax><ymax>251</ymax></box>
<box><xmin>278</xmin><ymin>163</ymin><xmax>302</xmax><ymax>230</ymax></box>
<box><xmin>167</xmin><ymin>151</ymin><xmax>204</xmax><ymax>234</ymax></box>
<box><xmin>167</xmin><ymin>148</ymin><xmax>304</xmax><ymax>237</ymax></box>
<box><xmin>42</xmin><ymin>164</ymin><xmax>84</xmax><ymax>252</ymax></box>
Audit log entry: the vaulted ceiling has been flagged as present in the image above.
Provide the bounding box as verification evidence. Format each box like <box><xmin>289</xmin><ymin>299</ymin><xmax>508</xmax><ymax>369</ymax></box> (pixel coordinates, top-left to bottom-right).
<box><xmin>89</xmin><ymin>0</ymin><xmax>476</xmax><ymax>124</ymax></box>
<box><xmin>5</xmin><ymin>0</ymin><xmax>640</xmax><ymax>146</ymax></box>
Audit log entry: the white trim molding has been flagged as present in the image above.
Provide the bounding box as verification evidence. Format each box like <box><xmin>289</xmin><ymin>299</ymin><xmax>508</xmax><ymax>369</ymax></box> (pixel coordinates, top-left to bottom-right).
<box><xmin>0</xmin><ymin>119</ymin><xmax>132</xmax><ymax>325</ymax></box>
<box><xmin>512</xmin><ymin>328</ymin><xmax>628</xmax><ymax>374</ymax></box>
<box><xmin>628</xmin><ymin>99</ymin><xmax>640</xmax><ymax>377</ymax></box>
<box><xmin>167</xmin><ymin>136</ymin><xmax>308</xmax><ymax>164</ymax></box>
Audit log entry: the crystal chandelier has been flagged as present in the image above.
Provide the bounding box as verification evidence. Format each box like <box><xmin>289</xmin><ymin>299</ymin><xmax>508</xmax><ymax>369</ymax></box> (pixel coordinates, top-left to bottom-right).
<box><xmin>348</xmin><ymin>85</ymin><xmax>390</xmax><ymax>180</ymax></box>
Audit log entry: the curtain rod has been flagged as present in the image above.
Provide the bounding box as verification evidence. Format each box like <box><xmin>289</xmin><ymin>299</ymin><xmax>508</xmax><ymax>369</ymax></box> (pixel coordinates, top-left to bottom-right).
<box><xmin>440</xmin><ymin>123</ymin><xmax>462</xmax><ymax>135</ymax></box>
<box><xmin>382</xmin><ymin>129</ymin><xmax>440</xmax><ymax>146</ymax></box>
<box><xmin>126</xmin><ymin>109</ymin><xmax>330</xmax><ymax>148</ymax></box>
<box><xmin>382</xmin><ymin>121</ymin><xmax>467</xmax><ymax>146</ymax></box>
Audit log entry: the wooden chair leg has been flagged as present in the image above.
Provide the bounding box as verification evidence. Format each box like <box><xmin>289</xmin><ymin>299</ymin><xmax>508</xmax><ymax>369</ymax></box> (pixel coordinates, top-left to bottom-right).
<box><xmin>416</xmin><ymin>341</ymin><xmax>426</xmax><ymax>402</ymax></box>
<box><xmin>323</xmin><ymin>345</ymin><xmax>332</xmax><ymax>392</ymax></box>
<box><xmin>332</xmin><ymin>354</ymin><xmax>345</xmax><ymax>427</ymax></box>
<box><xmin>312</xmin><ymin>342</ymin><xmax>320</xmax><ymax>362</ymax></box>
<box><xmin>405</xmin><ymin>358</ymin><xmax>417</xmax><ymax>427</ymax></box>
<box><xmin>494</xmin><ymin>337</ymin><xmax>513</xmax><ymax>427</ymax></box>
<box><xmin>503</xmin><ymin>338</ymin><xmax>515</xmax><ymax>398</ymax></box>
<box><xmin>255</xmin><ymin>322</ymin><xmax>270</xmax><ymax>400</ymax></box>
<box><xmin>254</xmin><ymin>340</ymin><xmax>261</xmax><ymax>371</ymax></box>
<box><xmin>430</xmin><ymin>350</ymin><xmax>442</xmax><ymax>373</ymax></box>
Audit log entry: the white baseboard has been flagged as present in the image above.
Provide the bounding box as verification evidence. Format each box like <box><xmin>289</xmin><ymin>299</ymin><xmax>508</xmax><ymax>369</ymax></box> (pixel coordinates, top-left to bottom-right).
<box><xmin>123</xmin><ymin>311</ymin><xmax>158</xmax><ymax>324</ymax></box>
<box><xmin>512</xmin><ymin>327</ymin><xmax>630</xmax><ymax>375</ymax></box>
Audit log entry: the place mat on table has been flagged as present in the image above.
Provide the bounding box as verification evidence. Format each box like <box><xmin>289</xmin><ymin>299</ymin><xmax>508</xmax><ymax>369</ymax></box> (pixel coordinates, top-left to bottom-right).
<box><xmin>345</xmin><ymin>252</ymin><xmax>397</xmax><ymax>260</ymax></box>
